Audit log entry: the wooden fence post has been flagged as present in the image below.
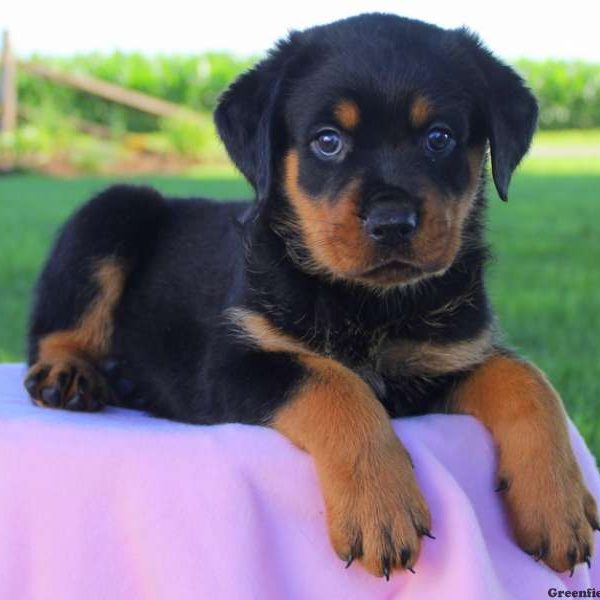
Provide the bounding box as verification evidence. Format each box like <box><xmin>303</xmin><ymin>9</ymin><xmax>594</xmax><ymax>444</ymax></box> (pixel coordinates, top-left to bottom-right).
<box><xmin>1</xmin><ymin>30</ymin><xmax>18</xmax><ymax>134</ymax></box>
<box><xmin>20</xmin><ymin>60</ymin><xmax>200</xmax><ymax>122</ymax></box>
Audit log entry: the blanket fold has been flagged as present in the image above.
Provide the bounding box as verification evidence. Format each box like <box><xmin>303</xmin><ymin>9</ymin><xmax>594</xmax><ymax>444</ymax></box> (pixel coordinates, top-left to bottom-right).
<box><xmin>1</xmin><ymin>363</ymin><xmax>598</xmax><ymax>599</ymax></box>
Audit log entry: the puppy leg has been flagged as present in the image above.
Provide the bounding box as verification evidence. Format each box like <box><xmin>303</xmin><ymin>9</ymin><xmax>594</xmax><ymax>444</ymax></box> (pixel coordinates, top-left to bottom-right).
<box><xmin>25</xmin><ymin>258</ymin><xmax>125</xmax><ymax>411</ymax></box>
<box><xmin>26</xmin><ymin>185</ymin><xmax>165</xmax><ymax>411</ymax></box>
<box><xmin>449</xmin><ymin>354</ymin><xmax>598</xmax><ymax>573</ymax></box>
<box><xmin>273</xmin><ymin>354</ymin><xmax>431</xmax><ymax>578</ymax></box>
<box><xmin>225</xmin><ymin>310</ymin><xmax>431</xmax><ymax>576</ymax></box>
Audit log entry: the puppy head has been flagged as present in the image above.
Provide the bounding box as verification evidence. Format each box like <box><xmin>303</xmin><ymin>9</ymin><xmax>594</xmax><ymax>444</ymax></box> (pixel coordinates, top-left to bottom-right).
<box><xmin>215</xmin><ymin>14</ymin><xmax>538</xmax><ymax>287</ymax></box>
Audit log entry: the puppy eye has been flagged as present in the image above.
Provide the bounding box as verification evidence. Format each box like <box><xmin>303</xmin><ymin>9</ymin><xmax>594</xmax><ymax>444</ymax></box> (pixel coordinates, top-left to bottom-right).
<box><xmin>311</xmin><ymin>129</ymin><xmax>344</xmax><ymax>159</ymax></box>
<box><xmin>425</xmin><ymin>126</ymin><xmax>456</xmax><ymax>154</ymax></box>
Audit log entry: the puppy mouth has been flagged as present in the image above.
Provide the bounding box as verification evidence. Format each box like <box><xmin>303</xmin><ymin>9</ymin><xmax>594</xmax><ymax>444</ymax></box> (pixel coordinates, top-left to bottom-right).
<box><xmin>353</xmin><ymin>259</ymin><xmax>425</xmax><ymax>284</ymax></box>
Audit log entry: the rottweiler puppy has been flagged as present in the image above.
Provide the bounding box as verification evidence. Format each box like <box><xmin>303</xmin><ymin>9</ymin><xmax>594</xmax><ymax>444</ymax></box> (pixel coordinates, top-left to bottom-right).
<box><xmin>25</xmin><ymin>13</ymin><xmax>598</xmax><ymax>579</ymax></box>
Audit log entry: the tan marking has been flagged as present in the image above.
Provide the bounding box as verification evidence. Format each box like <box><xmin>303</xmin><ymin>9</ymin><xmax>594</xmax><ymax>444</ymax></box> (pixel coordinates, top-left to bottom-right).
<box><xmin>36</xmin><ymin>257</ymin><xmax>126</xmax><ymax>363</ymax></box>
<box><xmin>26</xmin><ymin>257</ymin><xmax>124</xmax><ymax>408</ymax></box>
<box><xmin>334</xmin><ymin>99</ymin><xmax>360</xmax><ymax>130</ymax></box>
<box><xmin>272</xmin><ymin>353</ymin><xmax>430</xmax><ymax>576</ymax></box>
<box><xmin>227</xmin><ymin>308</ymin><xmax>312</xmax><ymax>356</ymax></box>
<box><xmin>411</xmin><ymin>146</ymin><xmax>485</xmax><ymax>275</ymax></box>
<box><xmin>280</xmin><ymin>145</ymin><xmax>485</xmax><ymax>288</ymax></box>
<box><xmin>450</xmin><ymin>355</ymin><xmax>598</xmax><ymax>572</ymax></box>
<box><xmin>409</xmin><ymin>96</ymin><xmax>432</xmax><ymax>129</ymax></box>
<box><xmin>282</xmin><ymin>150</ymin><xmax>373</xmax><ymax>278</ymax></box>
<box><xmin>379</xmin><ymin>328</ymin><xmax>493</xmax><ymax>377</ymax></box>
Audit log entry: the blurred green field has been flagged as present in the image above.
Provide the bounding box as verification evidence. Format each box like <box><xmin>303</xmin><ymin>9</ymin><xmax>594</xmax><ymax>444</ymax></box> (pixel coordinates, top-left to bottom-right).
<box><xmin>16</xmin><ymin>53</ymin><xmax>600</xmax><ymax>130</ymax></box>
<box><xmin>4</xmin><ymin>55</ymin><xmax>599</xmax><ymax>173</ymax></box>
<box><xmin>0</xmin><ymin>132</ymin><xmax>599</xmax><ymax>457</ymax></box>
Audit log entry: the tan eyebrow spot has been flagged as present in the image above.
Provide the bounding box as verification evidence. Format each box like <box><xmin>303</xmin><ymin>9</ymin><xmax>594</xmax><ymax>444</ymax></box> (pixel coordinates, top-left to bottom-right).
<box><xmin>334</xmin><ymin>99</ymin><xmax>360</xmax><ymax>130</ymax></box>
<box><xmin>409</xmin><ymin>96</ymin><xmax>433</xmax><ymax>129</ymax></box>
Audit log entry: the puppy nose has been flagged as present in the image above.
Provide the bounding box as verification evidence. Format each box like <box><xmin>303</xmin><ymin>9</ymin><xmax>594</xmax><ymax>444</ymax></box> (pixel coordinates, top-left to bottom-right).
<box><xmin>364</xmin><ymin>203</ymin><xmax>418</xmax><ymax>244</ymax></box>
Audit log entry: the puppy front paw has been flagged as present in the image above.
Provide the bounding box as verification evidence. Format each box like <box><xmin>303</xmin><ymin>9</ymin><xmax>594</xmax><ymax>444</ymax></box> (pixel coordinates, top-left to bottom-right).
<box><xmin>499</xmin><ymin>458</ymin><xmax>599</xmax><ymax>574</ymax></box>
<box><xmin>324</xmin><ymin>442</ymin><xmax>432</xmax><ymax>578</ymax></box>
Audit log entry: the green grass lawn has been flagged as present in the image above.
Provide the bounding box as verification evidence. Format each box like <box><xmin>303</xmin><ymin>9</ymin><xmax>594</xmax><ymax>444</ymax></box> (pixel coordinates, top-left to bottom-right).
<box><xmin>1</xmin><ymin>132</ymin><xmax>599</xmax><ymax>458</ymax></box>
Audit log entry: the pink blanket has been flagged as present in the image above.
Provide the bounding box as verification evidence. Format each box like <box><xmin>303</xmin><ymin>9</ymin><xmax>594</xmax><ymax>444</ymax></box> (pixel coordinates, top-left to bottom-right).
<box><xmin>1</xmin><ymin>363</ymin><xmax>599</xmax><ymax>599</ymax></box>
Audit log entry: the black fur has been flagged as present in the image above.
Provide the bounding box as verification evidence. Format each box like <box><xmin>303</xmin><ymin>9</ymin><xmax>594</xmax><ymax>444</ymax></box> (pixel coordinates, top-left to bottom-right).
<box><xmin>26</xmin><ymin>14</ymin><xmax>537</xmax><ymax>424</ymax></box>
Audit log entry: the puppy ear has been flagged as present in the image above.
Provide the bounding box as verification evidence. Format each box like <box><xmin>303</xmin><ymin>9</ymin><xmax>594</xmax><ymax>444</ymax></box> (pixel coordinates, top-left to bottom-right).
<box><xmin>215</xmin><ymin>39</ymin><xmax>295</xmax><ymax>206</ymax></box>
<box><xmin>455</xmin><ymin>29</ymin><xmax>538</xmax><ymax>200</ymax></box>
